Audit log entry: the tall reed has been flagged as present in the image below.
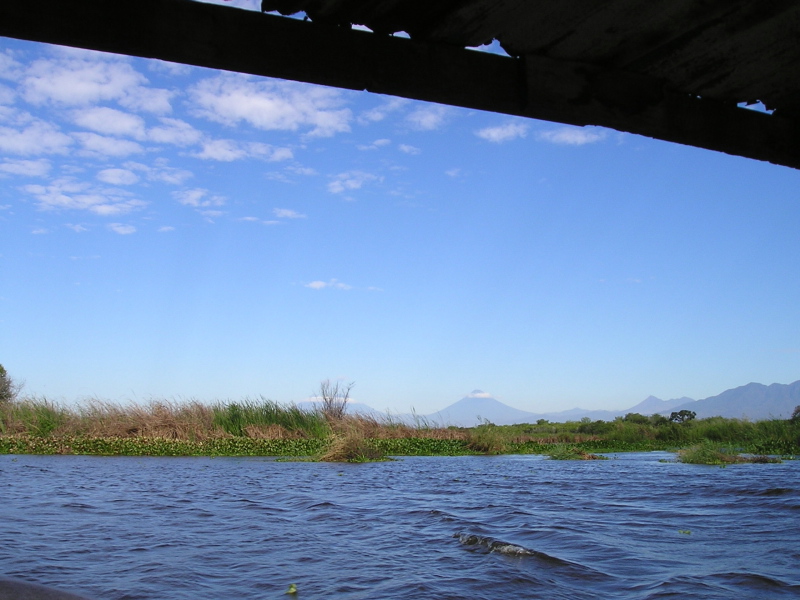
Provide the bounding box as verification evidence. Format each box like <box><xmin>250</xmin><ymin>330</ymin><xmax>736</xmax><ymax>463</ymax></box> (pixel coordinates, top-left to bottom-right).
<box><xmin>211</xmin><ymin>397</ymin><xmax>330</xmax><ymax>439</ymax></box>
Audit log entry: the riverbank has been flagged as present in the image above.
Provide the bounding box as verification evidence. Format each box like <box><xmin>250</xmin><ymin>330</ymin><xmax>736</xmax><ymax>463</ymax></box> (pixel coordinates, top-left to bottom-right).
<box><xmin>1</xmin><ymin>396</ymin><xmax>798</xmax><ymax>459</ymax></box>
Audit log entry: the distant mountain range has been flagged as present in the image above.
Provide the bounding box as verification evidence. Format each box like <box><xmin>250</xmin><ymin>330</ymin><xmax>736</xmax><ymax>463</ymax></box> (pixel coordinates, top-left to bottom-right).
<box><xmin>334</xmin><ymin>380</ymin><xmax>800</xmax><ymax>427</ymax></box>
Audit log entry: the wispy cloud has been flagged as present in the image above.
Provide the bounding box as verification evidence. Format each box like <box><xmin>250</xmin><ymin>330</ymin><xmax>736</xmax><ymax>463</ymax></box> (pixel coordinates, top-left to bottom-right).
<box><xmin>192</xmin><ymin>139</ymin><xmax>293</xmax><ymax>162</ymax></box>
<box><xmin>108</xmin><ymin>223</ymin><xmax>136</xmax><ymax>235</ymax></box>
<box><xmin>305</xmin><ymin>279</ymin><xmax>352</xmax><ymax>290</ymax></box>
<box><xmin>22</xmin><ymin>177</ymin><xmax>146</xmax><ymax>215</ymax></box>
<box><xmin>73</xmin><ymin>132</ymin><xmax>144</xmax><ymax>157</ymax></box>
<box><xmin>189</xmin><ymin>74</ymin><xmax>351</xmax><ymax>137</ymax></box>
<box><xmin>537</xmin><ymin>126</ymin><xmax>607</xmax><ymax>145</ymax></box>
<box><xmin>72</xmin><ymin>106</ymin><xmax>147</xmax><ymax>139</ymax></box>
<box><xmin>147</xmin><ymin>118</ymin><xmax>202</xmax><ymax>146</ymax></box>
<box><xmin>172</xmin><ymin>188</ymin><xmax>225</xmax><ymax>208</ymax></box>
<box><xmin>327</xmin><ymin>170</ymin><xmax>382</xmax><ymax>194</ymax></box>
<box><xmin>0</xmin><ymin>118</ymin><xmax>72</xmax><ymax>155</ymax></box>
<box><xmin>96</xmin><ymin>168</ymin><xmax>139</xmax><ymax>185</ymax></box>
<box><xmin>21</xmin><ymin>50</ymin><xmax>172</xmax><ymax>113</ymax></box>
<box><xmin>124</xmin><ymin>159</ymin><xmax>193</xmax><ymax>185</ymax></box>
<box><xmin>0</xmin><ymin>158</ymin><xmax>51</xmax><ymax>177</ymax></box>
<box><xmin>406</xmin><ymin>105</ymin><xmax>449</xmax><ymax>130</ymax></box>
<box><xmin>398</xmin><ymin>144</ymin><xmax>421</xmax><ymax>155</ymax></box>
<box><xmin>357</xmin><ymin>138</ymin><xmax>391</xmax><ymax>151</ymax></box>
<box><xmin>476</xmin><ymin>121</ymin><xmax>529</xmax><ymax>143</ymax></box>
<box><xmin>273</xmin><ymin>208</ymin><xmax>306</xmax><ymax>219</ymax></box>
<box><xmin>357</xmin><ymin>97</ymin><xmax>407</xmax><ymax>124</ymax></box>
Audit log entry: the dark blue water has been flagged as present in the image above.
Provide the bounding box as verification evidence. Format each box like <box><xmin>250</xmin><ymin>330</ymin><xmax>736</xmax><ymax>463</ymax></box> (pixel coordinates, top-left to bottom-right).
<box><xmin>1</xmin><ymin>452</ymin><xmax>799</xmax><ymax>599</ymax></box>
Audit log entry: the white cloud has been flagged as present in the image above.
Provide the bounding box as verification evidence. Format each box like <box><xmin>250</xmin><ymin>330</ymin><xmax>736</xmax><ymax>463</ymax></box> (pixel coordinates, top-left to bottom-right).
<box><xmin>286</xmin><ymin>165</ymin><xmax>317</xmax><ymax>176</ymax></box>
<box><xmin>357</xmin><ymin>138</ymin><xmax>391</xmax><ymax>151</ymax></box>
<box><xmin>147</xmin><ymin>118</ymin><xmax>202</xmax><ymax>146</ymax></box>
<box><xmin>173</xmin><ymin>188</ymin><xmax>226</xmax><ymax>208</ymax></box>
<box><xmin>124</xmin><ymin>160</ymin><xmax>192</xmax><ymax>185</ymax></box>
<box><xmin>0</xmin><ymin>83</ymin><xmax>15</xmax><ymax>105</ymax></box>
<box><xmin>96</xmin><ymin>168</ymin><xmax>139</xmax><ymax>185</ymax></box>
<box><xmin>406</xmin><ymin>105</ymin><xmax>449</xmax><ymax>130</ymax></box>
<box><xmin>158</xmin><ymin>226</ymin><xmax>175</xmax><ymax>232</ymax></box>
<box><xmin>149</xmin><ymin>60</ymin><xmax>193</xmax><ymax>77</ymax></box>
<box><xmin>193</xmin><ymin>139</ymin><xmax>246</xmax><ymax>162</ymax></box>
<box><xmin>476</xmin><ymin>122</ymin><xmax>529</xmax><ymax>143</ymax></box>
<box><xmin>17</xmin><ymin>49</ymin><xmax>173</xmax><ymax>113</ymax></box>
<box><xmin>108</xmin><ymin>223</ymin><xmax>136</xmax><ymax>235</ymax></box>
<box><xmin>22</xmin><ymin>177</ymin><xmax>146</xmax><ymax>215</ymax></box>
<box><xmin>193</xmin><ymin>139</ymin><xmax>293</xmax><ymax>162</ymax></box>
<box><xmin>537</xmin><ymin>126</ymin><xmax>607</xmax><ymax>145</ymax></box>
<box><xmin>0</xmin><ymin>51</ymin><xmax>23</xmax><ymax>81</ymax></box>
<box><xmin>398</xmin><ymin>144</ymin><xmax>421</xmax><ymax>155</ymax></box>
<box><xmin>189</xmin><ymin>74</ymin><xmax>351</xmax><ymax>137</ymax></box>
<box><xmin>0</xmin><ymin>158</ymin><xmax>51</xmax><ymax>177</ymax></box>
<box><xmin>73</xmin><ymin>132</ymin><xmax>144</xmax><ymax>157</ymax></box>
<box><xmin>305</xmin><ymin>279</ymin><xmax>352</xmax><ymax>290</ymax></box>
<box><xmin>467</xmin><ymin>390</ymin><xmax>493</xmax><ymax>398</ymax></box>
<box><xmin>66</xmin><ymin>224</ymin><xmax>88</xmax><ymax>232</ymax></box>
<box><xmin>445</xmin><ymin>168</ymin><xmax>461</xmax><ymax>177</ymax></box>
<box><xmin>120</xmin><ymin>86</ymin><xmax>173</xmax><ymax>114</ymax></box>
<box><xmin>357</xmin><ymin>98</ymin><xmax>406</xmax><ymax>124</ymax></box>
<box><xmin>0</xmin><ymin>120</ymin><xmax>72</xmax><ymax>155</ymax></box>
<box><xmin>273</xmin><ymin>208</ymin><xmax>306</xmax><ymax>219</ymax></box>
<box><xmin>72</xmin><ymin>107</ymin><xmax>146</xmax><ymax>139</ymax></box>
<box><xmin>327</xmin><ymin>170</ymin><xmax>382</xmax><ymax>194</ymax></box>
<box><xmin>31</xmin><ymin>228</ymin><xmax>49</xmax><ymax>235</ymax></box>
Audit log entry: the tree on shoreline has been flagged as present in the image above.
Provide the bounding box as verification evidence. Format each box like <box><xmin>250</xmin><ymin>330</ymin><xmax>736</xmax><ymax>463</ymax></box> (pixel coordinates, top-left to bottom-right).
<box><xmin>0</xmin><ymin>364</ymin><xmax>21</xmax><ymax>405</ymax></box>
<box><xmin>318</xmin><ymin>379</ymin><xmax>353</xmax><ymax>421</ymax></box>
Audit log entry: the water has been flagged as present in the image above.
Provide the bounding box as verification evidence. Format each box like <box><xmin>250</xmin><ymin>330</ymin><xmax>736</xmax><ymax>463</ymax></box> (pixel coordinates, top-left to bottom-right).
<box><xmin>1</xmin><ymin>452</ymin><xmax>799</xmax><ymax>600</ymax></box>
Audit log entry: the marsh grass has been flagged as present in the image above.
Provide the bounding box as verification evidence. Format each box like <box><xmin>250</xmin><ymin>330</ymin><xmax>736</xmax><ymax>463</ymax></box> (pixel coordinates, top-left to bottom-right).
<box><xmin>465</xmin><ymin>423</ymin><xmax>507</xmax><ymax>454</ymax></box>
<box><xmin>211</xmin><ymin>397</ymin><xmax>330</xmax><ymax>439</ymax></box>
<box><xmin>2</xmin><ymin>395</ymin><xmax>798</xmax><ymax>458</ymax></box>
<box><xmin>0</xmin><ymin>396</ymin><xmax>69</xmax><ymax>436</ymax></box>
<box><xmin>319</xmin><ymin>426</ymin><xmax>387</xmax><ymax>462</ymax></box>
<box><xmin>546</xmin><ymin>444</ymin><xmax>608</xmax><ymax>460</ymax></box>
<box><xmin>677</xmin><ymin>441</ymin><xmax>781</xmax><ymax>465</ymax></box>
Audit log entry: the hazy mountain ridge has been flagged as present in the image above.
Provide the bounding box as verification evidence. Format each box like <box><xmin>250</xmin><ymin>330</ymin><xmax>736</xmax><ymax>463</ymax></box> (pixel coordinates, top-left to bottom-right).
<box><xmin>660</xmin><ymin>381</ymin><xmax>800</xmax><ymax>421</ymax></box>
<box><xmin>339</xmin><ymin>380</ymin><xmax>800</xmax><ymax>427</ymax></box>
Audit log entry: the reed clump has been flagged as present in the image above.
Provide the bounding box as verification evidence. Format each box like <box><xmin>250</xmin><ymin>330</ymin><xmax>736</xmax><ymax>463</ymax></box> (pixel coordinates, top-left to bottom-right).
<box><xmin>546</xmin><ymin>444</ymin><xmax>608</xmax><ymax>460</ymax></box>
<box><xmin>465</xmin><ymin>422</ymin><xmax>507</xmax><ymax>454</ymax></box>
<box><xmin>677</xmin><ymin>441</ymin><xmax>781</xmax><ymax>465</ymax></box>
<box><xmin>319</xmin><ymin>426</ymin><xmax>387</xmax><ymax>462</ymax></box>
<box><xmin>211</xmin><ymin>397</ymin><xmax>330</xmax><ymax>439</ymax></box>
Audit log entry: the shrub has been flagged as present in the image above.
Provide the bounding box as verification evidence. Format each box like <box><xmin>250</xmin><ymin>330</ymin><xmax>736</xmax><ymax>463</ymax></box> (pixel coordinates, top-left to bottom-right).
<box><xmin>546</xmin><ymin>444</ymin><xmax>607</xmax><ymax>460</ymax></box>
<box><xmin>318</xmin><ymin>379</ymin><xmax>353</xmax><ymax>421</ymax></box>
<box><xmin>465</xmin><ymin>423</ymin><xmax>507</xmax><ymax>454</ymax></box>
<box><xmin>0</xmin><ymin>364</ymin><xmax>22</xmax><ymax>405</ymax></box>
<box><xmin>319</xmin><ymin>428</ymin><xmax>386</xmax><ymax>462</ymax></box>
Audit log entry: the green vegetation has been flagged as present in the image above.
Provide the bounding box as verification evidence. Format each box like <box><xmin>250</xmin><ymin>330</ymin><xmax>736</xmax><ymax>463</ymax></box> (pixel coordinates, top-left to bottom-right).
<box><xmin>677</xmin><ymin>440</ymin><xmax>782</xmax><ymax>465</ymax></box>
<box><xmin>0</xmin><ymin>364</ymin><xmax>22</xmax><ymax>405</ymax></box>
<box><xmin>546</xmin><ymin>444</ymin><xmax>608</xmax><ymax>460</ymax></box>
<box><xmin>211</xmin><ymin>397</ymin><xmax>330</xmax><ymax>439</ymax></box>
<box><xmin>1</xmin><ymin>377</ymin><xmax>798</xmax><ymax>461</ymax></box>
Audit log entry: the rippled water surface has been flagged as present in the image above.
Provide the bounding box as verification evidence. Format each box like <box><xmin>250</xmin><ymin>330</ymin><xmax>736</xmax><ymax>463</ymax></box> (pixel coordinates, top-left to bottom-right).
<box><xmin>2</xmin><ymin>453</ymin><xmax>799</xmax><ymax>599</ymax></box>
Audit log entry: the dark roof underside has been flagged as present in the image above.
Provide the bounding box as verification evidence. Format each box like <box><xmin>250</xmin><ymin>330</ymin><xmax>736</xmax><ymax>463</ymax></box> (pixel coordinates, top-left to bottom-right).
<box><xmin>2</xmin><ymin>0</ymin><xmax>799</xmax><ymax>168</ymax></box>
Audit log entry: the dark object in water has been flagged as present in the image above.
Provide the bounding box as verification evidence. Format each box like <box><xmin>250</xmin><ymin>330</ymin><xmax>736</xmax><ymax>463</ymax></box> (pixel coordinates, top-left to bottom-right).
<box><xmin>0</xmin><ymin>578</ymin><xmax>92</xmax><ymax>600</ymax></box>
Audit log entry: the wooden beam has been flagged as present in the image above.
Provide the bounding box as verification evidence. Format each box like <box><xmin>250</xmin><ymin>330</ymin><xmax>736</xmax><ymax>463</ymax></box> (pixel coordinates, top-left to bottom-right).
<box><xmin>1</xmin><ymin>0</ymin><xmax>798</xmax><ymax>169</ymax></box>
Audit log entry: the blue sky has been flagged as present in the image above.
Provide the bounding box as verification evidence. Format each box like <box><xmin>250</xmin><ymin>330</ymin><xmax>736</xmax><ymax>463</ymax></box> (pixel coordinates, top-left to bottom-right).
<box><xmin>1</xmin><ymin>4</ymin><xmax>799</xmax><ymax>414</ymax></box>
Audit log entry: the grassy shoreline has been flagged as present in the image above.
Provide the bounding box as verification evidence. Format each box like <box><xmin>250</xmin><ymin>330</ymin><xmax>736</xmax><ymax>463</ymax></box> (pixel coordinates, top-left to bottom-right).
<box><xmin>1</xmin><ymin>396</ymin><xmax>798</xmax><ymax>461</ymax></box>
